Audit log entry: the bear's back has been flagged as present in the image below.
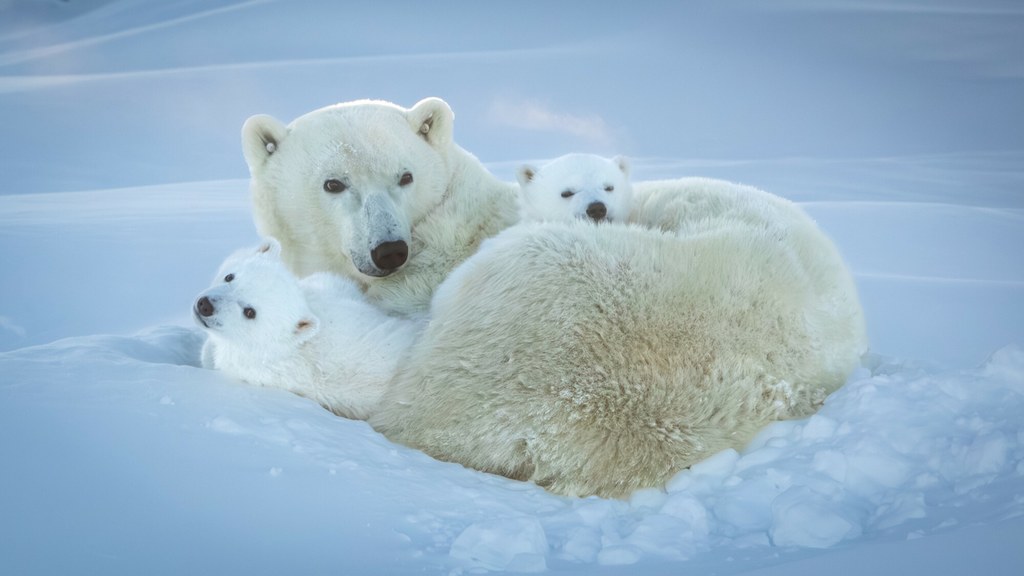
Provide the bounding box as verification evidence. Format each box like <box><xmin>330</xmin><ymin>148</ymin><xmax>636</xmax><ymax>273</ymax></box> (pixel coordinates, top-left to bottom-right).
<box><xmin>372</xmin><ymin>219</ymin><xmax>864</xmax><ymax>497</ymax></box>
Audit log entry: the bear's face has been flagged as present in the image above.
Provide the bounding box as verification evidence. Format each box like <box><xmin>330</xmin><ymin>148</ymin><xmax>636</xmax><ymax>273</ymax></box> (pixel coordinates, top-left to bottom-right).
<box><xmin>194</xmin><ymin>239</ymin><xmax>319</xmax><ymax>360</ymax></box>
<box><xmin>517</xmin><ymin>154</ymin><xmax>632</xmax><ymax>224</ymax></box>
<box><xmin>242</xmin><ymin>98</ymin><xmax>455</xmax><ymax>280</ymax></box>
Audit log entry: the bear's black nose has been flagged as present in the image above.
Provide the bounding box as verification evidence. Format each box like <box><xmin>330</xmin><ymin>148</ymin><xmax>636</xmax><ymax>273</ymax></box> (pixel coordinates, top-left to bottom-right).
<box><xmin>196</xmin><ymin>296</ymin><xmax>215</xmax><ymax>317</ymax></box>
<box><xmin>371</xmin><ymin>240</ymin><xmax>409</xmax><ymax>271</ymax></box>
<box><xmin>586</xmin><ymin>201</ymin><xmax>607</xmax><ymax>221</ymax></box>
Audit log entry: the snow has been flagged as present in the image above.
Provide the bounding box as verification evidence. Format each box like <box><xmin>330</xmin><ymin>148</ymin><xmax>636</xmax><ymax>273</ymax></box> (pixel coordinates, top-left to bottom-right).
<box><xmin>1</xmin><ymin>1</ymin><xmax>1023</xmax><ymax>575</ymax></box>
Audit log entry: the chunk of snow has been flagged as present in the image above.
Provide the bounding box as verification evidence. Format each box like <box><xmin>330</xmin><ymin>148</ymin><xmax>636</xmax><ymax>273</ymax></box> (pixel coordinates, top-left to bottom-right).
<box><xmin>450</xmin><ymin>517</ymin><xmax>548</xmax><ymax>573</ymax></box>
<box><xmin>770</xmin><ymin>486</ymin><xmax>862</xmax><ymax>548</ymax></box>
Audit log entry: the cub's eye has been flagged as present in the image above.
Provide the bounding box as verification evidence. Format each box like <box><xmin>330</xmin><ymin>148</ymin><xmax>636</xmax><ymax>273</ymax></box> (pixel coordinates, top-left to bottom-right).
<box><xmin>560</xmin><ymin>189</ymin><xmax>575</xmax><ymax>198</ymax></box>
<box><xmin>604</xmin><ymin>185</ymin><xmax>615</xmax><ymax>192</ymax></box>
<box><xmin>398</xmin><ymin>172</ymin><xmax>414</xmax><ymax>187</ymax></box>
<box><xmin>224</xmin><ymin>273</ymin><xmax>234</xmax><ymax>283</ymax></box>
<box><xmin>323</xmin><ymin>179</ymin><xmax>347</xmax><ymax>193</ymax></box>
<box><xmin>243</xmin><ymin>307</ymin><xmax>256</xmax><ymax>320</ymax></box>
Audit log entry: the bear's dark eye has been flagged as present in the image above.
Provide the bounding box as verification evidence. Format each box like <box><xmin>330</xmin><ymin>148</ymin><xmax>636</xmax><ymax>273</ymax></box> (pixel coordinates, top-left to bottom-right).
<box><xmin>323</xmin><ymin>179</ymin><xmax>347</xmax><ymax>194</ymax></box>
<box><xmin>604</xmin><ymin>185</ymin><xmax>615</xmax><ymax>192</ymax></box>
<box><xmin>561</xmin><ymin>189</ymin><xmax>575</xmax><ymax>198</ymax></box>
<box><xmin>243</xmin><ymin>307</ymin><xmax>256</xmax><ymax>320</ymax></box>
<box><xmin>399</xmin><ymin>172</ymin><xmax>414</xmax><ymax>187</ymax></box>
<box><xmin>224</xmin><ymin>273</ymin><xmax>234</xmax><ymax>283</ymax></box>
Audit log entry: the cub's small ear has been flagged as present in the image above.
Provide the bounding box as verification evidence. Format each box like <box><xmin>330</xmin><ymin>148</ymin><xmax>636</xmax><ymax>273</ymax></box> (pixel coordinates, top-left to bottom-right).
<box><xmin>242</xmin><ymin>114</ymin><xmax>288</xmax><ymax>171</ymax></box>
<box><xmin>256</xmin><ymin>237</ymin><xmax>282</xmax><ymax>258</ymax></box>
<box><xmin>516</xmin><ymin>165</ymin><xmax>538</xmax><ymax>188</ymax></box>
<box><xmin>613</xmin><ymin>155</ymin><xmax>630</xmax><ymax>178</ymax></box>
<box><xmin>294</xmin><ymin>316</ymin><xmax>320</xmax><ymax>342</ymax></box>
<box><xmin>407</xmin><ymin>97</ymin><xmax>454</xmax><ymax>149</ymax></box>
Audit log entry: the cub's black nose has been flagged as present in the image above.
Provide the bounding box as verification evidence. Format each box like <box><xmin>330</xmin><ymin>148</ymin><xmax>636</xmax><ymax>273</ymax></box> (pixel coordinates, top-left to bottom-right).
<box><xmin>586</xmin><ymin>201</ymin><xmax>607</xmax><ymax>221</ymax></box>
<box><xmin>196</xmin><ymin>296</ymin><xmax>215</xmax><ymax>317</ymax></box>
<box><xmin>371</xmin><ymin>240</ymin><xmax>409</xmax><ymax>271</ymax></box>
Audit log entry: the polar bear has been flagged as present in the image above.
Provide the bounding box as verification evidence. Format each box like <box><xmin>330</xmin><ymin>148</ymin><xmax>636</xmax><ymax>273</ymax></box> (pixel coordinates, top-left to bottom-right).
<box><xmin>368</xmin><ymin>216</ymin><xmax>867</xmax><ymax>498</ymax></box>
<box><xmin>193</xmin><ymin>239</ymin><xmax>421</xmax><ymax>420</ymax></box>
<box><xmin>516</xmin><ymin>153</ymin><xmax>632</xmax><ymax>223</ymax></box>
<box><xmin>241</xmin><ymin>97</ymin><xmax>520</xmax><ymax>316</ymax></box>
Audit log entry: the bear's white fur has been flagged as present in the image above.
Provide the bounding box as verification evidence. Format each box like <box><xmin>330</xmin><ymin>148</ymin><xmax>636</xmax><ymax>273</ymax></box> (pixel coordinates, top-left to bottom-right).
<box><xmin>368</xmin><ymin>206</ymin><xmax>866</xmax><ymax>498</ymax></box>
<box><xmin>194</xmin><ymin>239</ymin><xmax>420</xmax><ymax>420</ymax></box>
<box><xmin>629</xmin><ymin>176</ymin><xmax>810</xmax><ymax>236</ymax></box>
<box><xmin>242</xmin><ymin>97</ymin><xmax>520</xmax><ymax>316</ymax></box>
<box><xmin>517</xmin><ymin>153</ymin><xmax>632</xmax><ymax>224</ymax></box>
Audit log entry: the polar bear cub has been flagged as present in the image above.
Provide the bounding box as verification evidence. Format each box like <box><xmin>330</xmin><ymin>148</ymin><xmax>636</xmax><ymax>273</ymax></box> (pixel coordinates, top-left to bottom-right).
<box><xmin>193</xmin><ymin>238</ymin><xmax>420</xmax><ymax>420</ymax></box>
<box><xmin>517</xmin><ymin>153</ymin><xmax>633</xmax><ymax>223</ymax></box>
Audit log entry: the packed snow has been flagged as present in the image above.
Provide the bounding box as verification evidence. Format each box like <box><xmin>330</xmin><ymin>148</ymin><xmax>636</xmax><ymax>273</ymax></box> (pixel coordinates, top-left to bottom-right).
<box><xmin>1</xmin><ymin>1</ymin><xmax>1022</xmax><ymax>575</ymax></box>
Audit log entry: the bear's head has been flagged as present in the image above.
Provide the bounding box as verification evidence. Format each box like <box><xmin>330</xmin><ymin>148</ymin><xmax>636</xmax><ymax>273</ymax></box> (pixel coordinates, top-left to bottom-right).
<box><xmin>241</xmin><ymin>98</ymin><xmax>456</xmax><ymax>282</ymax></box>
<box><xmin>517</xmin><ymin>154</ymin><xmax>632</xmax><ymax>224</ymax></box>
<box><xmin>194</xmin><ymin>238</ymin><xmax>319</xmax><ymax>360</ymax></box>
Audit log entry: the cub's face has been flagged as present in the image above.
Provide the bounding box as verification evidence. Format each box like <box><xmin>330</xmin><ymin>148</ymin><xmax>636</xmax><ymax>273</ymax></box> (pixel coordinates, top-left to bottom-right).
<box><xmin>517</xmin><ymin>154</ymin><xmax>632</xmax><ymax>224</ymax></box>
<box><xmin>194</xmin><ymin>240</ymin><xmax>318</xmax><ymax>359</ymax></box>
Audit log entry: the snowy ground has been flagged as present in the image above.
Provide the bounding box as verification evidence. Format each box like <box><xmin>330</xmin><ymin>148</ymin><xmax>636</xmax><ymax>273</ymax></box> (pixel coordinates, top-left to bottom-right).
<box><xmin>2</xmin><ymin>1</ymin><xmax>1023</xmax><ymax>574</ymax></box>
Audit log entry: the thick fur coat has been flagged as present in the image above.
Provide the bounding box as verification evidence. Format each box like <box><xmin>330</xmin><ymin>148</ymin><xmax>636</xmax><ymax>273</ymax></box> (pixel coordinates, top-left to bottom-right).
<box><xmin>368</xmin><ymin>214</ymin><xmax>866</xmax><ymax>498</ymax></box>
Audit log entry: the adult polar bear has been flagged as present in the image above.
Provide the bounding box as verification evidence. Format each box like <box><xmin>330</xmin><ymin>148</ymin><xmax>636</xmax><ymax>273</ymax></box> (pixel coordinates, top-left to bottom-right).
<box><xmin>242</xmin><ymin>97</ymin><xmax>519</xmax><ymax>315</ymax></box>
<box><xmin>371</xmin><ymin>221</ymin><xmax>866</xmax><ymax>498</ymax></box>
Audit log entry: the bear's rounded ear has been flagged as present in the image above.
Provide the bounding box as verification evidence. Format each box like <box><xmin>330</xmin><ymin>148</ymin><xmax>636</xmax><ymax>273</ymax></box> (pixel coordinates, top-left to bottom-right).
<box><xmin>257</xmin><ymin>237</ymin><xmax>282</xmax><ymax>258</ymax></box>
<box><xmin>242</xmin><ymin>114</ymin><xmax>288</xmax><ymax>171</ymax></box>
<box><xmin>516</xmin><ymin>165</ymin><xmax>538</xmax><ymax>188</ymax></box>
<box><xmin>407</xmin><ymin>97</ymin><xmax>453</xmax><ymax>149</ymax></box>
<box><xmin>294</xmin><ymin>316</ymin><xmax>320</xmax><ymax>342</ymax></box>
<box><xmin>613</xmin><ymin>155</ymin><xmax>630</xmax><ymax>178</ymax></box>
